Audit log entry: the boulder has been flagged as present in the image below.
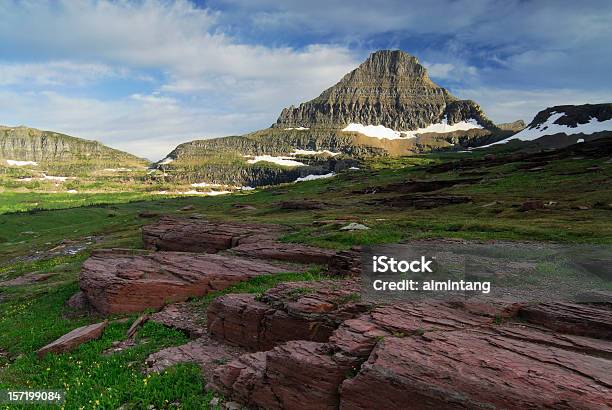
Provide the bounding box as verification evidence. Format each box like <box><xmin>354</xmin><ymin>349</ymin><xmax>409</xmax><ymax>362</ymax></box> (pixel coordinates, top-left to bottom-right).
<box><xmin>37</xmin><ymin>321</ymin><xmax>108</xmax><ymax>358</ymax></box>
<box><xmin>212</xmin><ymin>341</ymin><xmax>357</xmax><ymax>410</ymax></box>
<box><xmin>208</xmin><ymin>279</ymin><xmax>369</xmax><ymax>350</ymax></box>
<box><xmin>142</xmin><ymin>216</ymin><xmax>285</xmax><ymax>253</ymax></box>
<box><xmin>79</xmin><ymin>249</ymin><xmax>289</xmax><ymax>314</ymax></box>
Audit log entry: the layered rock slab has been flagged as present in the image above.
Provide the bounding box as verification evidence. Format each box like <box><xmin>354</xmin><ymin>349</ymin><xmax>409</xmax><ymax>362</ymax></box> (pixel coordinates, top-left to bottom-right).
<box><xmin>142</xmin><ymin>216</ymin><xmax>285</xmax><ymax>253</ymax></box>
<box><xmin>231</xmin><ymin>241</ymin><xmax>336</xmax><ymax>265</ymax></box>
<box><xmin>519</xmin><ymin>301</ymin><xmax>612</xmax><ymax>340</ymax></box>
<box><xmin>212</xmin><ymin>296</ymin><xmax>612</xmax><ymax>409</ymax></box>
<box><xmin>340</xmin><ymin>329</ymin><xmax>612</xmax><ymax>409</ymax></box>
<box><xmin>212</xmin><ymin>341</ymin><xmax>358</xmax><ymax>410</ymax></box>
<box><xmin>79</xmin><ymin>249</ymin><xmax>289</xmax><ymax>315</ymax></box>
<box><xmin>208</xmin><ymin>279</ymin><xmax>369</xmax><ymax>351</ymax></box>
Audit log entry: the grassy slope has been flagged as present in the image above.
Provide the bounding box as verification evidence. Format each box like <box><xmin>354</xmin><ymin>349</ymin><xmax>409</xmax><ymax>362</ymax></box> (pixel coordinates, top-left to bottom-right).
<box><xmin>0</xmin><ymin>151</ymin><xmax>610</xmax><ymax>409</ymax></box>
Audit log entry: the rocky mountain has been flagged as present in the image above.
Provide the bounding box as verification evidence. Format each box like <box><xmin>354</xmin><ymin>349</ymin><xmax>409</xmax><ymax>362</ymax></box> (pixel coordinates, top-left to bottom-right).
<box><xmin>159</xmin><ymin>50</ymin><xmax>512</xmax><ymax>186</ymax></box>
<box><xmin>482</xmin><ymin>103</ymin><xmax>612</xmax><ymax>150</ymax></box>
<box><xmin>0</xmin><ymin>126</ymin><xmax>148</xmax><ymax>172</ymax></box>
<box><xmin>274</xmin><ymin>49</ymin><xmax>496</xmax><ymax>131</ymax></box>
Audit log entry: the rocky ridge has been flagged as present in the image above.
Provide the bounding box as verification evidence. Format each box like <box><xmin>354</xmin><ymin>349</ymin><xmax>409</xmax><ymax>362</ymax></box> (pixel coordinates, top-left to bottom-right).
<box><xmin>0</xmin><ymin>126</ymin><xmax>148</xmax><ymax>169</ymax></box>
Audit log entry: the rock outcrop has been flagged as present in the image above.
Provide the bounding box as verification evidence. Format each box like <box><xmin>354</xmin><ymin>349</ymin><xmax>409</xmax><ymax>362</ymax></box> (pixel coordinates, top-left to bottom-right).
<box><xmin>79</xmin><ymin>249</ymin><xmax>290</xmax><ymax>314</ymax></box>
<box><xmin>208</xmin><ymin>280</ymin><xmax>368</xmax><ymax>351</ymax></box>
<box><xmin>142</xmin><ymin>216</ymin><xmax>285</xmax><ymax>253</ymax></box>
<box><xmin>0</xmin><ymin>125</ymin><xmax>147</xmax><ymax>169</ymax></box>
<box><xmin>274</xmin><ymin>50</ymin><xmax>495</xmax><ymax>131</ymax></box>
<box><xmin>210</xmin><ymin>281</ymin><xmax>612</xmax><ymax>409</ymax></box>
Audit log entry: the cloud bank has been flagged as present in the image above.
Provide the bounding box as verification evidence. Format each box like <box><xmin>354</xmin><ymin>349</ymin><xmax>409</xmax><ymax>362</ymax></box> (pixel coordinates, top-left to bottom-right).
<box><xmin>0</xmin><ymin>0</ymin><xmax>610</xmax><ymax>159</ymax></box>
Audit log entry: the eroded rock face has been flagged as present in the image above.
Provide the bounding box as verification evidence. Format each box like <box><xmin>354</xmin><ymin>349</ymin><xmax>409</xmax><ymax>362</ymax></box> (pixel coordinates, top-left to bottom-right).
<box><xmin>208</xmin><ymin>280</ymin><xmax>369</xmax><ymax>351</ymax></box>
<box><xmin>211</xmin><ymin>285</ymin><xmax>612</xmax><ymax>410</ymax></box>
<box><xmin>212</xmin><ymin>341</ymin><xmax>358</xmax><ymax>410</ymax></box>
<box><xmin>519</xmin><ymin>302</ymin><xmax>612</xmax><ymax>339</ymax></box>
<box><xmin>340</xmin><ymin>329</ymin><xmax>612</xmax><ymax>410</ymax></box>
<box><xmin>274</xmin><ymin>50</ymin><xmax>495</xmax><ymax>131</ymax></box>
<box><xmin>142</xmin><ymin>216</ymin><xmax>285</xmax><ymax>253</ymax></box>
<box><xmin>37</xmin><ymin>321</ymin><xmax>108</xmax><ymax>358</ymax></box>
<box><xmin>79</xmin><ymin>249</ymin><xmax>289</xmax><ymax>315</ymax></box>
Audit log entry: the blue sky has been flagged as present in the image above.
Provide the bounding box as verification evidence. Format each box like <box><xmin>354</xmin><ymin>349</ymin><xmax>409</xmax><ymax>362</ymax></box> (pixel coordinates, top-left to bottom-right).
<box><xmin>1</xmin><ymin>0</ymin><xmax>611</xmax><ymax>160</ymax></box>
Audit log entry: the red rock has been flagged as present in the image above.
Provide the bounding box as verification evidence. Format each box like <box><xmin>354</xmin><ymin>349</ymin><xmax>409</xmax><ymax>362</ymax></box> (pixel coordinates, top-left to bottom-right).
<box><xmin>519</xmin><ymin>302</ymin><xmax>612</xmax><ymax>339</ymax></box>
<box><xmin>331</xmin><ymin>302</ymin><xmax>492</xmax><ymax>358</ymax></box>
<box><xmin>79</xmin><ymin>249</ymin><xmax>289</xmax><ymax>314</ymax></box>
<box><xmin>212</xmin><ymin>341</ymin><xmax>357</xmax><ymax>410</ymax></box>
<box><xmin>37</xmin><ymin>321</ymin><xmax>107</xmax><ymax>358</ymax></box>
<box><xmin>208</xmin><ymin>280</ymin><xmax>369</xmax><ymax>350</ymax></box>
<box><xmin>340</xmin><ymin>330</ymin><xmax>612</xmax><ymax>409</ymax></box>
<box><xmin>231</xmin><ymin>241</ymin><xmax>337</xmax><ymax>265</ymax></box>
<box><xmin>142</xmin><ymin>216</ymin><xmax>285</xmax><ymax>253</ymax></box>
<box><xmin>210</xmin><ymin>351</ymin><xmax>278</xmax><ymax>409</ymax></box>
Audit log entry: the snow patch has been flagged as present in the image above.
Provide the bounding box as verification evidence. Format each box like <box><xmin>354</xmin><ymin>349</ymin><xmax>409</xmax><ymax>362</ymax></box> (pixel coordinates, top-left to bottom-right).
<box><xmin>577</xmin><ymin>138</ymin><xmax>585</xmax><ymax>143</ymax></box>
<box><xmin>240</xmin><ymin>186</ymin><xmax>255</xmax><ymax>191</ymax></box>
<box><xmin>480</xmin><ymin>113</ymin><xmax>612</xmax><ymax>147</ymax></box>
<box><xmin>348</xmin><ymin>167</ymin><xmax>360</xmax><ymax>170</ymax></box>
<box><xmin>294</xmin><ymin>172</ymin><xmax>335</xmax><ymax>182</ymax></box>
<box><xmin>246</xmin><ymin>155</ymin><xmax>306</xmax><ymax>167</ymax></box>
<box><xmin>292</xmin><ymin>149</ymin><xmax>341</xmax><ymax>156</ymax></box>
<box><xmin>159</xmin><ymin>157</ymin><xmax>174</xmax><ymax>165</ymax></box>
<box><xmin>155</xmin><ymin>190</ymin><xmax>231</xmax><ymax>196</ymax></box>
<box><xmin>42</xmin><ymin>175</ymin><xmax>71</xmax><ymax>182</ymax></box>
<box><xmin>6</xmin><ymin>160</ymin><xmax>38</xmax><ymax>166</ymax></box>
<box><xmin>66</xmin><ymin>189</ymin><xmax>78</xmax><ymax>194</ymax></box>
<box><xmin>190</xmin><ymin>182</ymin><xmax>223</xmax><ymax>188</ymax></box>
<box><xmin>284</xmin><ymin>127</ymin><xmax>310</xmax><ymax>131</ymax></box>
<box><xmin>342</xmin><ymin>123</ymin><xmax>404</xmax><ymax>139</ymax></box>
<box><xmin>342</xmin><ymin>119</ymin><xmax>482</xmax><ymax>140</ymax></box>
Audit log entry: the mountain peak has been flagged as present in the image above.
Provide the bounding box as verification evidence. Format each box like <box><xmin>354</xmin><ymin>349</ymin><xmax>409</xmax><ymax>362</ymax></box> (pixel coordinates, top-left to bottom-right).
<box><xmin>360</xmin><ymin>49</ymin><xmax>426</xmax><ymax>77</ymax></box>
<box><xmin>274</xmin><ymin>49</ymin><xmax>493</xmax><ymax>131</ymax></box>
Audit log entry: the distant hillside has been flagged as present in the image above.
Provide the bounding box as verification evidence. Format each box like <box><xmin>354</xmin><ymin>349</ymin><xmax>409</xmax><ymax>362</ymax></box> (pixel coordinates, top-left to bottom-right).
<box><xmin>0</xmin><ymin>126</ymin><xmax>149</xmax><ymax>173</ymax></box>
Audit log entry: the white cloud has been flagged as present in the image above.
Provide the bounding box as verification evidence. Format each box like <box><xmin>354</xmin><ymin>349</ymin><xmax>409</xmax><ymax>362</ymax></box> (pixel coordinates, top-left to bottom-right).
<box><xmin>0</xmin><ymin>61</ymin><xmax>128</xmax><ymax>86</ymax></box>
<box><xmin>455</xmin><ymin>87</ymin><xmax>612</xmax><ymax>124</ymax></box>
<box><xmin>0</xmin><ymin>0</ymin><xmax>610</xmax><ymax>161</ymax></box>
